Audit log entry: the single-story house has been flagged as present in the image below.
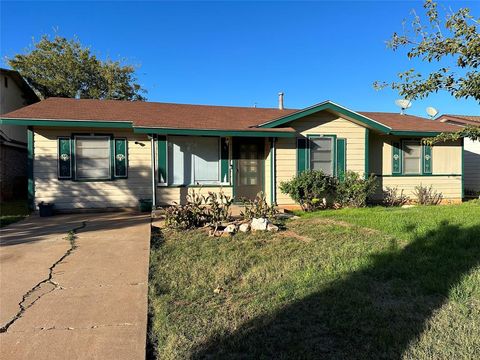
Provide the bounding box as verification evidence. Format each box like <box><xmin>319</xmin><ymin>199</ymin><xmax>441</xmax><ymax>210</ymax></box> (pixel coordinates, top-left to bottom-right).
<box><xmin>0</xmin><ymin>97</ymin><xmax>464</xmax><ymax>211</ymax></box>
<box><xmin>438</xmin><ymin>114</ymin><xmax>480</xmax><ymax>193</ymax></box>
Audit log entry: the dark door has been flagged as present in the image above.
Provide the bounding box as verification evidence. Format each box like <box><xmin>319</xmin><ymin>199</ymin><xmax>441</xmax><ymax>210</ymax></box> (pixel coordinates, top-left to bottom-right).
<box><xmin>233</xmin><ymin>138</ymin><xmax>264</xmax><ymax>200</ymax></box>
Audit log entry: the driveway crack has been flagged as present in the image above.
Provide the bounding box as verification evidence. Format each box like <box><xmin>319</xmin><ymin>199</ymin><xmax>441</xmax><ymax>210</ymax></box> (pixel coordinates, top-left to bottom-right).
<box><xmin>0</xmin><ymin>221</ymin><xmax>86</xmax><ymax>333</ymax></box>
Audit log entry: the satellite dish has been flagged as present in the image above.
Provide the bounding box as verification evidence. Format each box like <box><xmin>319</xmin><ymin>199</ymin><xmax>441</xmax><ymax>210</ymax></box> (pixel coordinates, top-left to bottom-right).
<box><xmin>395</xmin><ymin>99</ymin><xmax>412</xmax><ymax>115</ymax></box>
<box><xmin>426</xmin><ymin>106</ymin><xmax>439</xmax><ymax>119</ymax></box>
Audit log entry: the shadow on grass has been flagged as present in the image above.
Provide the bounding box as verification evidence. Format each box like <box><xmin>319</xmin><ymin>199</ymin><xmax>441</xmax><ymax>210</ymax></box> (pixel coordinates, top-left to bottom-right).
<box><xmin>193</xmin><ymin>220</ymin><xmax>480</xmax><ymax>359</ymax></box>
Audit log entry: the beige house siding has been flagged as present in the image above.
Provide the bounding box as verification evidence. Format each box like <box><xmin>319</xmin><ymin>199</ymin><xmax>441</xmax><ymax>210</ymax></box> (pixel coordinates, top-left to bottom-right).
<box><xmin>34</xmin><ymin>127</ymin><xmax>152</xmax><ymax>210</ymax></box>
<box><xmin>275</xmin><ymin>111</ymin><xmax>367</xmax><ymax>205</ymax></box>
<box><xmin>156</xmin><ymin>186</ymin><xmax>233</xmax><ymax>205</ymax></box>
<box><xmin>464</xmin><ymin>139</ymin><xmax>480</xmax><ymax>192</ymax></box>
<box><xmin>370</xmin><ymin>135</ymin><xmax>462</xmax><ymax>200</ymax></box>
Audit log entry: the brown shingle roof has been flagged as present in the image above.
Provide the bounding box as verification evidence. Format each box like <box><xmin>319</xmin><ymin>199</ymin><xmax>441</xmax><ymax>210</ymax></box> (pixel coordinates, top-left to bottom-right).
<box><xmin>0</xmin><ymin>97</ymin><xmax>460</xmax><ymax>133</ymax></box>
<box><xmin>438</xmin><ymin>114</ymin><xmax>480</xmax><ymax>126</ymax></box>
<box><xmin>0</xmin><ymin>97</ymin><xmax>297</xmax><ymax>131</ymax></box>
<box><xmin>357</xmin><ymin>112</ymin><xmax>460</xmax><ymax>132</ymax></box>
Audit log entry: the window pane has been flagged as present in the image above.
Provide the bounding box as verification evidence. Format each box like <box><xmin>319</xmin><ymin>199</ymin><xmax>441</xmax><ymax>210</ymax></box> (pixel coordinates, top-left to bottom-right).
<box><xmin>403</xmin><ymin>141</ymin><xmax>421</xmax><ymax>174</ymax></box>
<box><xmin>310</xmin><ymin>137</ymin><xmax>333</xmax><ymax>175</ymax></box>
<box><xmin>168</xmin><ymin>136</ymin><xmax>220</xmax><ymax>185</ymax></box>
<box><xmin>194</xmin><ymin>137</ymin><xmax>219</xmax><ymax>183</ymax></box>
<box><xmin>76</xmin><ymin>137</ymin><xmax>110</xmax><ymax>179</ymax></box>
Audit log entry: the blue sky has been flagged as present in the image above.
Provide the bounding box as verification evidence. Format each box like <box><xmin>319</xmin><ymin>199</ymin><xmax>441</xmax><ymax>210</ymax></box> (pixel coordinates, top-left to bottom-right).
<box><xmin>1</xmin><ymin>1</ymin><xmax>479</xmax><ymax>117</ymax></box>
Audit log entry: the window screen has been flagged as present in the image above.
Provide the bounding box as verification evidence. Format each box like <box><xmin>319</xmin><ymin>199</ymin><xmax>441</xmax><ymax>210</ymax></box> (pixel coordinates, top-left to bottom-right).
<box><xmin>403</xmin><ymin>141</ymin><xmax>421</xmax><ymax>174</ymax></box>
<box><xmin>168</xmin><ymin>136</ymin><xmax>220</xmax><ymax>185</ymax></box>
<box><xmin>75</xmin><ymin>137</ymin><xmax>110</xmax><ymax>179</ymax></box>
<box><xmin>310</xmin><ymin>137</ymin><xmax>333</xmax><ymax>175</ymax></box>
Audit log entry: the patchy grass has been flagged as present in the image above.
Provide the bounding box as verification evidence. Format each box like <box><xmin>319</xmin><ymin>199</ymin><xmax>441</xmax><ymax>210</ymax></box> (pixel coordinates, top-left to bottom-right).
<box><xmin>0</xmin><ymin>200</ymin><xmax>29</xmax><ymax>228</ymax></box>
<box><xmin>148</xmin><ymin>201</ymin><xmax>480</xmax><ymax>359</ymax></box>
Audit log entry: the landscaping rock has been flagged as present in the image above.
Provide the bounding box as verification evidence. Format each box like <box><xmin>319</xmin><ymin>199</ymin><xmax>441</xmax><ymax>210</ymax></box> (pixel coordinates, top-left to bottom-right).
<box><xmin>239</xmin><ymin>223</ymin><xmax>251</xmax><ymax>233</ymax></box>
<box><xmin>223</xmin><ymin>224</ymin><xmax>237</xmax><ymax>234</ymax></box>
<box><xmin>402</xmin><ymin>204</ymin><xmax>416</xmax><ymax>208</ymax></box>
<box><xmin>267</xmin><ymin>223</ymin><xmax>279</xmax><ymax>232</ymax></box>
<box><xmin>251</xmin><ymin>217</ymin><xmax>268</xmax><ymax>231</ymax></box>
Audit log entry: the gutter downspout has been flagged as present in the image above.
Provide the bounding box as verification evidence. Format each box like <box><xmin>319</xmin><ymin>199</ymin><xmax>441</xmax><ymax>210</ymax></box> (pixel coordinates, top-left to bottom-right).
<box><xmin>150</xmin><ymin>135</ymin><xmax>156</xmax><ymax>207</ymax></box>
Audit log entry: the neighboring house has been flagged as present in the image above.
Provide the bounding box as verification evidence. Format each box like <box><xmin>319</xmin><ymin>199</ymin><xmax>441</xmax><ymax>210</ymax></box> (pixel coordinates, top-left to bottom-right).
<box><xmin>0</xmin><ymin>97</ymin><xmax>463</xmax><ymax>211</ymax></box>
<box><xmin>437</xmin><ymin>114</ymin><xmax>480</xmax><ymax>193</ymax></box>
<box><xmin>0</xmin><ymin>68</ymin><xmax>40</xmax><ymax>201</ymax></box>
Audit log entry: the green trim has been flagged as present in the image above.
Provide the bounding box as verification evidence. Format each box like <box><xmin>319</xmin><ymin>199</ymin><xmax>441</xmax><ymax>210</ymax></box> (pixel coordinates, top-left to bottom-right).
<box><xmin>364</xmin><ymin>128</ymin><xmax>369</xmax><ymax>179</ymax></box>
<box><xmin>220</xmin><ymin>137</ymin><xmax>229</xmax><ymax>184</ymax></box>
<box><xmin>258</xmin><ymin>101</ymin><xmax>392</xmax><ymax>133</ymax></box>
<box><xmin>270</xmin><ymin>138</ymin><xmax>276</xmax><ymax>205</ymax></box>
<box><xmin>27</xmin><ymin>127</ymin><xmax>34</xmax><ymax>210</ymax></box>
<box><xmin>461</xmin><ymin>138</ymin><xmax>464</xmax><ymax>199</ymax></box>
<box><xmin>160</xmin><ymin>184</ymin><xmax>233</xmax><ymax>188</ymax></box>
<box><xmin>296</xmin><ymin>138</ymin><xmax>308</xmax><ymax>174</ymax></box>
<box><xmin>379</xmin><ymin>174</ymin><xmax>461</xmax><ymax>177</ymax></box>
<box><xmin>134</xmin><ymin>127</ymin><xmax>295</xmax><ymax>137</ymax></box>
<box><xmin>336</xmin><ymin>138</ymin><xmax>346</xmax><ymax>181</ymax></box>
<box><xmin>157</xmin><ymin>135</ymin><xmax>168</xmax><ymax>184</ymax></box>
<box><xmin>422</xmin><ymin>144</ymin><xmax>432</xmax><ymax>175</ymax></box>
<box><xmin>306</xmin><ymin>134</ymin><xmax>337</xmax><ymax>176</ymax></box>
<box><xmin>114</xmin><ymin>138</ymin><xmax>128</xmax><ymax>178</ymax></box>
<box><xmin>0</xmin><ymin>118</ymin><xmax>132</xmax><ymax>128</ymax></box>
<box><xmin>389</xmin><ymin>130</ymin><xmax>442</xmax><ymax>136</ymax></box>
<box><xmin>392</xmin><ymin>142</ymin><xmax>402</xmax><ymax>174</ymax></box>
<box><xmin>58</xmin><ymin>137</ymin><xmax>72</xmax><ymax>179</ymax></box>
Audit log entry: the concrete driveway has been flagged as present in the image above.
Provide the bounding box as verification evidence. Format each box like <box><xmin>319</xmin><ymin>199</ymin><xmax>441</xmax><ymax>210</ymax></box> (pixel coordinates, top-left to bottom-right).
<box><xmin>0</xmin><ymin>212</ymin><xmax>151</xmax><ymax>360</ymax></box>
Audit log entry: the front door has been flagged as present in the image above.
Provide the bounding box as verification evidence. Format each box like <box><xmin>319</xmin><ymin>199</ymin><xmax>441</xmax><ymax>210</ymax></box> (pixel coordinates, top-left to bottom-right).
<box><xmin>233</xmin><ymin>138</ymin><xmax>264</xmax><ymax>201</ymax></box>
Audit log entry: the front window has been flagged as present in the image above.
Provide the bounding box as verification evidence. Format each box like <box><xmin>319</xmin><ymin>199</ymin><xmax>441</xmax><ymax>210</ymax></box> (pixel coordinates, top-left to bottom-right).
<box><xmin>75</xmin><ymin>136</ymin><xmax>111</xmax><ymax>180</ymax></box>
<box><xmin>168</xmin><ymin>136</ymin><xmax>220</xmax><ymax>185</ymax></box>
<box><xmin>310</xmin><ymin>137</ymin><xmax>334</xmax><ymax>175</ymax></box>
<box><xmin>403</xmin><ymin>140</ymin><xmax>421</xmax><ymax>174</ymax></box>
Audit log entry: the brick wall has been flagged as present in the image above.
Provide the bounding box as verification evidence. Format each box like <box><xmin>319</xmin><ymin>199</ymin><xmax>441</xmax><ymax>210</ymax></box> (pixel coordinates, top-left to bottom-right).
<box><xmin>0</xmin><ymin>143</ymin><xmax>27</xmax><ymax>201</ymax></box>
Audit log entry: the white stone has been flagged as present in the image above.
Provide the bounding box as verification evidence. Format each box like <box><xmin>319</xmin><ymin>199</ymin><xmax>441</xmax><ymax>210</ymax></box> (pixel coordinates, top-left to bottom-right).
<box><xmin>401</xmin><ymin>204</ymin><xmax>416</xmax><ymax>208</ymax></box>
<box><xmin>267</xmin><ymin>223</ymin><xmax>279</xmax><ymax>232</ymax></box>
<box><xmin>251</xmin><ymin>217</ymin><xmax>268</xmax><ymax>231</ymax></box>
<box><xmin>223</xmin><ymin>224</ymin><xmax>237</xmax><ymax>234</ymax></box>
<box><xmin>239</xmin><ymin>223</ymin><xmax>251</xmax><ymax>233</ymax></box>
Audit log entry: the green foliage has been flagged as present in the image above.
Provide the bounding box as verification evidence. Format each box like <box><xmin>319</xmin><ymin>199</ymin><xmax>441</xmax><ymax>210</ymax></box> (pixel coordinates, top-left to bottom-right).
<box><xmin>164</xmin><ymin>189</ymin><xmax>233</xmax><ymax>230</ymax></box>
<box><xmin>240</xmin><ymin>192</ymin><xmax>278</xmax><ymax>220</ymax></box>
<box><xmin>413</xmin><ymin>184</ymin><xmax>443</xmax><ymax>205</ymax></box>
<box><xmin>425</xmin><ymin>125</ymin><xmax>480</xmax><ymax>144</ymax></box>
<box><xmin>374</xmin><ymin>1</ymin><xmax>479</xmax><ymax>101</ymax></box>
<box><xmin>383</xmin><ymin>186</ymin><xmax>410</xmax><ymax>207</ymax></box>
<box><xmin>279</xmin><ymin>170</ymin><xmax>337</xmax><ymax>211</ymax></box>
<box><xmin>8</xmin><ymin>35</ymin><xmax>146</xmax><ymax>100</ymax></box>
<box><xmin>336</xmin><ymin>171</ymin><xmax>378</xmax><ymax>208</ymax></box>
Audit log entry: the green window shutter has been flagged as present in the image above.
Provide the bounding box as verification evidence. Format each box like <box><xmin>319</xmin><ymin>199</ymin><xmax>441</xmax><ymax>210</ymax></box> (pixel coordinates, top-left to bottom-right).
<box><xmin>336</xmin><ymin>138</ymin><xmax>346</xmax><ymax>181</ymax></box>
<box><xmin>114</xmin><ymin>138</ymin><xmax>128</xmax><ymax>178</ymax></box>
<box><xmin>220</xmin><ymin>137</ymin><xmax>230</xmax><ymax>183</ymax></box>
<box><xmin>423</xmin><ymin>144</ymin><xmax>432</xmax><ymax>174</ymax></box>
<box><xmin>297</xmin><ymin>138</ymin><xmax>308</xmax><ymax>174</ymax></box>
<box><xmin>58</xmin><ymin>137</ymin><xmax>72</xmax><ymax>179</ymax></box>
<box><xmin>392</xmin><ymin>142</ymin><xmax>401</xmax><ymax>174</ymax></box>
<box><xmin>158</xmin><ymin>135</ymin><xmax>167</xmax><ymax>184</ymax></box>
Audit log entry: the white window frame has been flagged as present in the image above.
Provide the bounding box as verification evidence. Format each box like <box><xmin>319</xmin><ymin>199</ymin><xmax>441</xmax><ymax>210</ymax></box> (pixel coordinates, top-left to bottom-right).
<box><xmin>167</xmin><ymin>136</ymin><xmax>222</xmax><ymax>186</ymax></box>
<box><xmin>74</xmin><ymin>135</ymin><xmax>112</xmax><ymax>181</ymax></box>
<box><xmin>402</xmin><ymin>140</ymin><xmax>422</xmax><ymax>175</ymax></box>
<box><xmin>309</xmin><ymin>135</ymin><xmax>335</xmax><ymax>176</ymax></box>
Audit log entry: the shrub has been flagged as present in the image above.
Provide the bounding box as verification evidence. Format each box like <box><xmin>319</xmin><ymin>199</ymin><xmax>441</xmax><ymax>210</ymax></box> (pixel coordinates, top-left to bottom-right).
<box><xmin>413</xmin><ymin>184</ymin><xmax>443</xmax><ymax>205</ymax></box>
<box><xmin>240</xmin><ymin>191</ymin><xmax>278</xmax><ymax>220</ymax></box>
<box><xmin>164</xmin><ymin>189</ymin><xmax>233</xmax><ymax>230</ymax></box>
<box><xmin>335</xmin><ymin>171</ymin><xmax>377</xmax><ymax>208</ymax></box>
<box><xmin>279</xmin><ymin>170</ymin><xmax>337</xmax><ymax>211</ymax></box>
<box><xmin>206</xmin><ymin>190</ymin><xmax>234</xmax><ymax>229</ymax></box>
<box><xmin>383</xmin><ymin>186</ymin><xmax>410</xmax><ymax>207</ymax></box>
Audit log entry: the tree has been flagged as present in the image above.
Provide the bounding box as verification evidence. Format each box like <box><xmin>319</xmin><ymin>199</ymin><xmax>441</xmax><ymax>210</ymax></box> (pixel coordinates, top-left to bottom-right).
<box><xmin>8</xmin><ymin>35</ymin><xmax>146</xmax><ymax>101</ymax></box>
<box><xmin>424</xmin><ymin>125</ymin><xmax>480</xmax><ymax>145</ymax></box>
<box><xmin>376</xmin><ymin>0</ymin><xmax>479</xmax><ymax>143</ymax></box>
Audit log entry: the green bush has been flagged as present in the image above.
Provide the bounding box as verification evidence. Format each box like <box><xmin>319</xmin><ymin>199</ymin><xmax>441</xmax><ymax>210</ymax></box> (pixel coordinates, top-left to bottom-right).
<box><xmin>240</xmin><ymin>191</ymin><xmax>278</xmax><ymax>220</ymax></box>
<box><xmin>279</xmin><ymin>170</ymin><xmax>337</xmax><ymax>211</ymax></box>
<box><xmin>336</xmin><ymin>171</ymin><xmax>377</xmax><ymax>208</ymax></box>
<box><xmin>164</xmin><ymin>189</ymin><xmax>233</xmax><ymax>230</ymax></box>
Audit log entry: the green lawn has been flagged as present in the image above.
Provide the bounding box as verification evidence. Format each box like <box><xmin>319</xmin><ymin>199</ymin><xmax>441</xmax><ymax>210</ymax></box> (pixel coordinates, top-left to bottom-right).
<box><xmin>148</xmin><ymin>201</ymin><xmax>480</xmax><ymax>359</ymax></box>
<box><xmin>0</xmin><ymin>200</ymin><xmax>29</xmax><ymax>228</ymax></box>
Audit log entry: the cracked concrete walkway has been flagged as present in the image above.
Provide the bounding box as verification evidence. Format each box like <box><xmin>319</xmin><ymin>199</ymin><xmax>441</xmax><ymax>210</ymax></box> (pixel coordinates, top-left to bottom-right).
<box><xmin>0</xmin><ymin>212</ymin><xmax>151</xmax><ymax>360</ymax></box>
